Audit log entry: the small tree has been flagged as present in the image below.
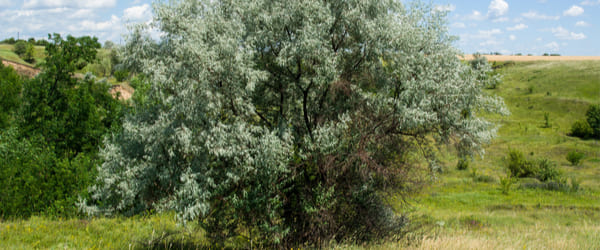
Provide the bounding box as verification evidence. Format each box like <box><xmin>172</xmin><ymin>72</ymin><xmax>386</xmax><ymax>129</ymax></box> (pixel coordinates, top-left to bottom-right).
<box><xmin>23</xmin><ymin>43</ymin><xmax>35</xmax><ymax>64</ymax></box>
<box><xmin>82</xmin><ymin>0</ymin><xmax>507</xmax><ymax>246</ymax></box>
<box><xmin>586</xmin><ymin>104</ymin><xmax>600</xmax><ymax>139</ymax></box>
<box><xmin>20</xmin><ymin>34</ymin><xmax>122</xmax><ymax>156</ymax></box>
<box><xmin>13</xmin><ymin>40</ymin><xmax>27</xmax><ymax>57</ymax></box>
<box><xmin>569</xmin><ymin>104</ymin><xmax>600</xmax><ymax>139</ymax></box>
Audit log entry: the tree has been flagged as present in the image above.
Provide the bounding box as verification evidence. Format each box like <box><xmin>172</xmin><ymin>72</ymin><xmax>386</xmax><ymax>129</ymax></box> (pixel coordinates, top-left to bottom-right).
<box><xmin>82</xmin><ymin>0</ymin><xmax>507</xmax><ymax>246</ymax></box>
<box><xmin>0</xmin><ymin>63</ymin><xmax>22</xmax><ymax>128</ymax></box>
<box><xmin>23</xmin><ymin>43</ymin><xmax>35</xmax><ymax>64</ymax></box>
<box><xmin>13</xmin><ymin>40</ymin><xmax>27</xmax><ymax>56</ymax></box>
<box><xmin>103</xmin><ymin>40</ymin><xmax>115</xmax><ymax>49</ymax></box>
<box><xmin>586</xmin><ymin>104</ymin><xmax>600</xmax><ymax>139</ymax></box>
<box><xmin>20</xmin><ymin>33</ymin><xmax>122</xmax><ymax>156</ymax></box>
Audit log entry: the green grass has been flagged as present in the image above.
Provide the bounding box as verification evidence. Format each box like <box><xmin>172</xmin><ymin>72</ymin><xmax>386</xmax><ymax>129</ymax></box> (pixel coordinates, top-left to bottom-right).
<box><xmin>0</xmin><ymin>60</ymin><xmax>598</xmax><ymax>249</ymax></box>
<box><xmin>0</xmin><ymin>44</ymin><xmax>46</xmax><ymax>66</ymax></box>
<box><xmin>0</xmin><ymin>213</ymin><xmax>209</xmax><ymax>249</ymax></box>
<box><xmin>407</xmin><ymin>60</ymin><xmax>600</xmax><ymax>249</ymax></box>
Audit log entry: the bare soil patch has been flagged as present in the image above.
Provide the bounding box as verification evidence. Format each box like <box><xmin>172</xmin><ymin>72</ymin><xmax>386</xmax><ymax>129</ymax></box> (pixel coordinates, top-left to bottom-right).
<box><xmin>1</xmin><ymin>59</ymin><xmax>40</xmax><ymax>78</ymax></box>
<box><xmin>110</xmin><ymin>84</ymin><xmax>134</xmax><ymax>101</ymax></box>
<box><xmin>460</xmin><ymin>55</ymin><xmax>600</xmax><ymax>62</ymax></box>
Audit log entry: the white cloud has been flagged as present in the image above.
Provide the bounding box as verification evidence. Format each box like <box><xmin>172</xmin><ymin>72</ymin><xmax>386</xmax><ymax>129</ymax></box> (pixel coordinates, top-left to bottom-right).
<box><xmin>564</xmin><ymin>5</ymin><xmax>584</xmax><ymax>16</ymax></box>
<box><xmin>488</xmin><ymin>0</ymin><xmax>509</xmax><ymax>18</ymax></box>
<box><xmin>522</xmin><ymin>11</ymin><xmax>560</xmax><ymax>20</ymax></box>
<box><xmin>551</xmin><ymin>26</ymin><xmax>586</xmax><ymax>40</ymax></box>
<box><xmin>492</xmin><ymin>17</ymin><xmax>509</xmax><ymax>22</ymax></box>
<box><xmin>123</xmin><ymin>4</ymin><xmax>152</xmax><ymax>21</ymax></box>
<box><xmin>536</xmin><ymin>37</ymin><xmax>543</xmax><ymax>41</ymax></box>
<box><xmin>68</xmin><ymin>15</ymin><xmax>121</xmax><ymax>32</ymax></box>
<box><xmin>509</xmin><ymin>35</ymin><xmax>516</xmax><ymax>41</ymax></box>
<box><xmin>507</xmin><ymin>23</ymin><xmax>528</xmax><ymax>31</ymax></box>
<box><xmin>23</xmin><ymin>0</ymin><xmax>116</xmax><ymax>9</ymax></box>
<box><xmin>434</xmin><ymin>4</ymin><xmax>456</xmax><ymax>13</ymax></box>
<box><xmin>575</xmin><ymin>21</ymin><xmax>590</xmax><ymax>27</ymax></box>
<box><xmin>538</xmin><ymin>0</ymin><xmax>548</xmax><ymax>3</ymax></box>
<box><xmin>544</xmin><ymin>42</ymin><xmax>560</xmax><ymax>52</ymax></box>
<box><xmin>451</xmin><ymin>22</ymin><xmax>466</xmax><ymax>28</ymax></box>
<box><xmin>581</xmin><ymin>0</ymin><xmax>600</xmax><ymax>6</ymax></box>
<box><xmin>465</xmin><ymin>10</ymin><xmax>485</xmax><ymax>21</ymax></box>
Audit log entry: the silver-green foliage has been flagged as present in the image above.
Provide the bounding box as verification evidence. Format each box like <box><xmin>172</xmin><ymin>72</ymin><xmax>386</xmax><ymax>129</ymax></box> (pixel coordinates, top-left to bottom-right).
<box><xmin>81</xmin><ymin>0</ymin><xmax>507</xmax><ymax>246</ymax></box>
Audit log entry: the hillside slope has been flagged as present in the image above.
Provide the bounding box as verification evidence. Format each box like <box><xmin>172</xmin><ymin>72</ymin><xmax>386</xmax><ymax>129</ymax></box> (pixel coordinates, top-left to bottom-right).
<box><xmin>411</xmin><ymin>60</ymin><xmax>600</xmax><ymax>249</ymax></box>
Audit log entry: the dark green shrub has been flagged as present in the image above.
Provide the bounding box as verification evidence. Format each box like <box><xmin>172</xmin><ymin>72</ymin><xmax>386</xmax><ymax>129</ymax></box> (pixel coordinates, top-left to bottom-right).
<box><xmin>0</xmin><ymin>128</ymin><xmax>99</xmax><ymax>218</ymax></box>
<box><xmin>586</xmin><ymin>104</ymin><xmax>600</xmax><ymax>139</ymax></box>
<box><xmin>114</xmin><ymin>69</ymin><xmax>129</xmax><ymax>82</ymax></box>
<box><xmin>507</xmin><ymin>149</ymin><xmax>538</xmax><ymax>178</ymax></box>
<box><xmin>457</xmin><ymin>157</ymin><xmax>469</xmax><ymax>170</ymax></box>
<box><xmin>0</xmin><ymin>63</ymin><xmax>22</xmax><ymax>129</ymax></box>
<box><xmin>569</xmin><ymin>120</ymin><xmax>593</xmax><ymax>139</ymax></box>
<box><xmin>566</xmin><ymin>151</ymin><xmax>585</xmax><ymax>166</ymax></box>
<box><xmin>13</xmin><ymin>40</ymin><xmax>27</xmax><ymax>56</ymax></box>
<box><xmin>570</xmin><ymin>104</ymin><xmax>600</xmax><ymax>139</ymax></box>
<box><xmin>536</xmin><ymin>158</ymin><xmax>560</xmax><ymax>182</ymax></box>
<box><xmin>506</xmin><ymin>150</ymin><xmax>561</xmax><ymax>182</ymax></box>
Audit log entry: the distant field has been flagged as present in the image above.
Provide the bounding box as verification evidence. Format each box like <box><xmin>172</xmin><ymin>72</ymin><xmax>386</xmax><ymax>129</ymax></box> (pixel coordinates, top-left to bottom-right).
<box><xmin>0</xmin><ymin>44</ymin><xmax>45</xmax><ymax>67</ymax></box>
<box><xmin>461</xmin><ymin>55</ymin><xmax>600</xmax><ymax>61</ymax></box>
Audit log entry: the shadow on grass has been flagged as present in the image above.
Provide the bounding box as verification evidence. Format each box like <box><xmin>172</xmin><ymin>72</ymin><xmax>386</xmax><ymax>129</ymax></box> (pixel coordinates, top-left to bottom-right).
<box><xmin>134</xmin><ymin>230</ymin><xmax>216</xmax><ymax>250</ymax></box>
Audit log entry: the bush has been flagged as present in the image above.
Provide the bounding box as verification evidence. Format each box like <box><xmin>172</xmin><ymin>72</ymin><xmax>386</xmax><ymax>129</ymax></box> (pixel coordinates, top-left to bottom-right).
<box><xmin>114</xmin><ymin>69</ymin><xmax>129</xmax><ymax>82</ymax></box>
<box><xmin>536</xmin><ymin>158</ymin><xmax>560</xmax><ymax>182</ymax></box>
<box><xmin>499</xmin><ymin>174</ymin><xmax>515</xmax><ymax>194</ymax></box>
<box><xmin>13</xmin><ymin>40</ymin><xmax>28</xmax><ymax>56</ymax></box>
<box><xmin>507</xmin><ymin>149</ymin><xmax>538</xmax><ymax>178</ymax></box>
<box><xmin>586</xmin><ymin>104</ymin><xmax>600</xmax><ymax>139</ymax></box>
<box><xmin>506</xmin><ymin>150</ymin><xmax>561</xmax><ymax>182</ymax></box>
<box><xmin>570</xmin><ymin>120</ymin><xmax>593</xmax><ymax>139</ymax></box>
<box><xmin>566</xmin><ymin>151</ymin><xmax>585</xmax><ymax>166</ymax></box>
<box><xmin>570</xmin><ymin>104</ymin><xmax>600</xmax><ymax>139</ymax></box>
<box><xmin>457</xmin><ymin>157</ymin><xmax>469</xmax><ymax>170</ymax></box>
<box><xmin>0</xmin><ymin>128</ymin><xmax>98</xmax><ymax>218</ymax></box>
<box><xmin>0</xmin><ymin>63</ymin><xmax>22</xmax><ymax>129</ymax></box>
<box><xmin>23</xmin><ymin>43</ymin><xmax>35</xmax><ymax>64</ymax></box>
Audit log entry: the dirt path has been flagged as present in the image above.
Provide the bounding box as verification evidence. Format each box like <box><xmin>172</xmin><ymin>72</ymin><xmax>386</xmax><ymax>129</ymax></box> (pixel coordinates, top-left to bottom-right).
<box><xmin>1</xmin><ymin>59</ymin><xmax>40</xmax><ymax>78</ymax></box>
<box><xmin>460</xmin><ymin>55</ymin><xmax>600</xmax><ymax>62</ymax></box>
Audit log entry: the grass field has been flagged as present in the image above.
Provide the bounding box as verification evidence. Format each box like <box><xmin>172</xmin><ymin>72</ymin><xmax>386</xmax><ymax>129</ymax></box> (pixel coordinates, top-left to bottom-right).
<box><xmin>0</xmin><ymin>60</ymin><xmax>598</xmax><ymax>249</ymax></box>
<box><xmin>0</xmin><ymin>44</ymin><xmax>45</xmax><ymax>66</ymax></box>
<box><xmin>408</xmin><ymin>60</ymin><xmax>600</xmax><ymax>249</ymax></box>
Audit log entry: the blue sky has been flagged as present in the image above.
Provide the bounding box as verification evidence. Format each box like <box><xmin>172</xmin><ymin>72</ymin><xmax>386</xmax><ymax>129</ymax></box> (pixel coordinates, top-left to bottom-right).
<box><xmin>432</xmin><ymin>0</ymin><xmax>600</xmax><ymax>55</ymax></box>
<box><xmin>0</xmin><ymin>0</ymin><xmax>598</xmax><ymax>55</ymax></box>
